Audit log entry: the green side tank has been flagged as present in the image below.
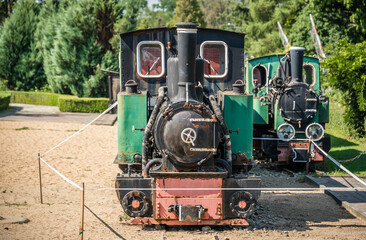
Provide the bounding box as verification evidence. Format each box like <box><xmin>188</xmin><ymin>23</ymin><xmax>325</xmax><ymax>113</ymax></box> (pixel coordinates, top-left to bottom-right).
<box><xmin>219</xmin><ymin>91</ymin><xmax>253</xmax><ymax>160</ymax></box>
<box><xmin>116</xmin><ymin>92</ymin><xmax>147</xmax><ymax>163</ymax></box>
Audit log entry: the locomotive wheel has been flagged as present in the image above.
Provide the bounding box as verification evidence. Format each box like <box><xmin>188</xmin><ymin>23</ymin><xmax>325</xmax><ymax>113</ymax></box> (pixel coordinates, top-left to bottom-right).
<box><xmin>121</xmin><ymin>191</ymin><xmax>150</xmax><ymax>217</ymax></box>
<box><xmin>229</xmin><ymin>191</ymin><xmax>256</xmax><ymax>218</ymax></box>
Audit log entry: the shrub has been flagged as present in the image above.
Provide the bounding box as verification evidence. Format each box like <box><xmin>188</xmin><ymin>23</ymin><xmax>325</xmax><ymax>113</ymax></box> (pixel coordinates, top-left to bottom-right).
<box><xmin>58</xmin><ymin>95</ymin><xmax>109</xmax><ymax>113</ymax></box>
<box><xmin>6</xmin><ymin>91</ymin><xmax>61</xmax><ymax>106</ymax></box>
<box><xmin>0</xmin><ymin>92</ymin><xmax>11</xmax><ymax>111</ymax></box>
<box><xmin>323</xmin><ymin>40</ymin><xmax>366</xmax><ymax>137</ymax></box>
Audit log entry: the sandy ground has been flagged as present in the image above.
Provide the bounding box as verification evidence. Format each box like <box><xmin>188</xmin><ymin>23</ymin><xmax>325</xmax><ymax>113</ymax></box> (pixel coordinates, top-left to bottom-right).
<box><xmin>0</xmin><ymin>120</ymin><xmax>365</xmax><ymax>240</ymax></box>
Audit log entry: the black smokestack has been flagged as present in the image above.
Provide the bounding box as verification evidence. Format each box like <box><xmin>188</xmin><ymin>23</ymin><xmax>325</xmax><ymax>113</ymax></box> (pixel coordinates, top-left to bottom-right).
<box><xmin>175</xmin><ymin>22</ymin><xmax>199</xmax><ymax>102</ymax></box>
<box><xmin>290</xmin><ymin>46</ymin><xmax>305</xmax><ymax>83</ymax></box>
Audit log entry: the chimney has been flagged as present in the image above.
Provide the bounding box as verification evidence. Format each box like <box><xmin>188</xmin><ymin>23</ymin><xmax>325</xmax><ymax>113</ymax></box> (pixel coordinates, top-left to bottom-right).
<box><xmin>290</xmin><ymin>46</ymin><xmax>305</xmax><ymax>83</ymax></box>
<box><xmin>175</xmin><ymin>22</ymin><xmax>199</xmax><ymax>102</ymax></box>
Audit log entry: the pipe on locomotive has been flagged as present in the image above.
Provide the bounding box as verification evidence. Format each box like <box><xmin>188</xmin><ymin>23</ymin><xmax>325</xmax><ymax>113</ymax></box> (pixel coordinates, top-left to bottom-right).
<box><xmin>289</xmin><ymin>46</ymin><xmax>305</xmax><ymax>83</ymax></box>
<box><xmin>203</xmin><ymin>86</ymin><xmax>232</xmax><ymax>163</ymax></box>
<box><xmin>174</xmin><ymin>22</ymin><xmax>199</xmax><ymax>102</ymax></box>
<box><xmin>142</xmin><ymin>86</ymin><xmax>166</xmax><ymax>171</ymax></box>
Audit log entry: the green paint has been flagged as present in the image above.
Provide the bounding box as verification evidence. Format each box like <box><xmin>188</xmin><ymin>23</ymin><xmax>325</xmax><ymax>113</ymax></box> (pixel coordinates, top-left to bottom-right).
<box><xmin>245</xmin><ymin>55</ymin><xmax>321</xmax><ymax>95</ymax></box>
<box><xmin>116</xmin><ymin>92</ymin><xmax>147</xmax><ymax>163</ymax></box>
<box><xmin>246</xmin><ymin>55</ymin><xmax>326</xmax><ymax>136</ymax></box>
<box><xmin>253</xmin><ymin>97</ymin><xmax>268</xmax><ymax>124</ymax></box>
<box><xmin>222</xmin><ymin>92</ymin><xmax>253</xmax><ymax>159</ymax></box>
<box><xmin>319</xmin><ymin>97</ymin><xmax>329</xmax><ymax>123</ymax></box>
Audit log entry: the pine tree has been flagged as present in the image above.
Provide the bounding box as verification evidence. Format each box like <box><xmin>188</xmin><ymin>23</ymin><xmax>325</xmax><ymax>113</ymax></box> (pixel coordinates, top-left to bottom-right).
<box><xmin>0</xmin><ymin>0</ymin><xmax>44</xmax><ymax>90</ymax></box>
<box><xmin>43</xmin><ymin>0</ymin><xmax>103</xmax><ymax>96</ymax></box>
<box><xmin>172</xmin><ymin>0</ymin><xmax>206</xmax><ymax>27</ymax></box>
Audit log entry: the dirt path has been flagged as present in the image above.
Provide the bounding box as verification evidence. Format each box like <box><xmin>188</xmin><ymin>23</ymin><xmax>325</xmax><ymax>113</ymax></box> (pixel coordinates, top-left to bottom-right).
<box><xmin>0</xmin><ymin>121</ymin><xmax>365</xmax><ymax>239</ymax></box>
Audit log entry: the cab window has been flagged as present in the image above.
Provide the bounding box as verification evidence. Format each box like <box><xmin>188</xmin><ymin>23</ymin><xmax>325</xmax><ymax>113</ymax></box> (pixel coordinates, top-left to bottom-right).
<box><xmin>252</xmin><ymin>65</ymin><xmax>267</xmax><ymax>87</ymax></box>
<box><xmin>303</xmin><ymin>64</ymin><xmax>315</xmax><ymax>86</ymax></box>
<box><xmin>200</xmin><ymin>41</ymin><xmax>228</xmax><ymax>79</ymax></box>
<box><xmin>137</xmin><ymin>41</ymin><xmax>165</xmax><ymax>79</ymax></box>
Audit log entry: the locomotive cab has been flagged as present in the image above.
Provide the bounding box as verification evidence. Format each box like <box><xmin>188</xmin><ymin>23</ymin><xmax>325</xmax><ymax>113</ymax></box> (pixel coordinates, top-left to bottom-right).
<box><xmin>115</xmin><ymin>23</ymin><xmax>261</xmax><ymax>226</ymax></box>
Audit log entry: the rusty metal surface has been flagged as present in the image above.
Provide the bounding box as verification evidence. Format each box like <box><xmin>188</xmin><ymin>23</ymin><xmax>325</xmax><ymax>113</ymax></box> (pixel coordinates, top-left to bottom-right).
<box><xmin>129</xmin><ymin>217</ymin><xmax>249</xmax><ymax>226</ymax></box>
<box><xmin>277</xmin><ymin>141</ymin><xmax>324</xmax><ymax>162</ymax></box>
<box><xmin>154</xmin><ymin>177</ymin><xmax>223</xmax><ymax>221</ymax></box>
<box><xmin>155</xmin><ymin>178</ymin><xmax>222</xmax><ymax>198</ymax></box>
<box><xmin>149</xmin><ymin>171</ymin><xmax>227</xmax><ymax>178</ymax></box>
<box><xmin>155</xmin><ymin>198</ymin><xmax>223</xmax><ymax>220</ymax></box>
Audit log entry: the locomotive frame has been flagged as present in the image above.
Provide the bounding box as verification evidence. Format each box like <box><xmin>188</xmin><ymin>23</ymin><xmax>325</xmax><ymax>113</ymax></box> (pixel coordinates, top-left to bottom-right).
<box><xmin>114</xmin><ymin>23</ymin><xmax>260</xmax><ymax>226</ymax></box>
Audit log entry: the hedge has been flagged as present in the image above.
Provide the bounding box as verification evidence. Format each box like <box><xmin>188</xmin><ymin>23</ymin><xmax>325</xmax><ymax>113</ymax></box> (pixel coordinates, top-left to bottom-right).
<box><xmin>5</xmin><ymin>91</ymin><xmax>61</xmax><ymax>106</ymax></box>
<box><xmin>0</xmin><ymin>92</ymin><xmax>11</xmax><ymax>111</ymax></box>
<box><xmin>58</xmin><ymin>95</ymin><xmax>109</xmax><ymax>113</ymax></box>
<box><xmin>0</xmin><ymin>91</ymin><xmax>110</xmax><ymax>113</ymax></box>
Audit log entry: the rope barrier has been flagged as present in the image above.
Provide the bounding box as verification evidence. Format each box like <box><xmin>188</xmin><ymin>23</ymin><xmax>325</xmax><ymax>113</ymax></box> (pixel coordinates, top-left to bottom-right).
<box><xmin>253</xmin><ymin>137</ymin><xmax>309</xmax><ymax>141</ymax></box>
<box><xmin>41</xmin><ymin>101</ymin><xmax>118</xmax><ymax>157</ymax></box>
<box><xmin>36</xmin><ymin>103</ymin><xmax>366</xmax><ymax>193</ymax></box>
<box><xmin>87</xmin><ymin>187</ymin><xmax>366</xmax><ymax>191</ymax></box>
<box><xmin>39</xmin><ymin>157</ymin><xmax>82</xmax><ymax>190</ymax></box>
<box><xmin>311</xmin><ymin>140</ymin><xmax>366</xmax><ymax>186</ymax></box>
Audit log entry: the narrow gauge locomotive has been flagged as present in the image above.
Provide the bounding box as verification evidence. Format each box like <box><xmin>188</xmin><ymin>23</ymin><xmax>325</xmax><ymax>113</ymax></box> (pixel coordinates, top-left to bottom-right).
<box><xmin>246</xmin><ymin>48</ymin><xmax>330</xmax><ymax>168</ymax></box>
<box><xmin>115</xmin><ymin>23</ymin><xmax>260</xmax><ymax>226</ymax></box>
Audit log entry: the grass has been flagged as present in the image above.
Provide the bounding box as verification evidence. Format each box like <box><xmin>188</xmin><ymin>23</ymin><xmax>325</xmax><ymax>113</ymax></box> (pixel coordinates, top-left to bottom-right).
<box><xmin>3</xmin><ymin>201</ymin><xmax>27</xmax><ymax>207</ymax></box>
<box><xmin>324</xmin><ymin>100</ymin><xmax>366</xmax><ymax>176</ymax></box>
<box><xmin>15</xmin><ymin>127</ymin><xmax>31</xmax><ymax>131</ymax></box>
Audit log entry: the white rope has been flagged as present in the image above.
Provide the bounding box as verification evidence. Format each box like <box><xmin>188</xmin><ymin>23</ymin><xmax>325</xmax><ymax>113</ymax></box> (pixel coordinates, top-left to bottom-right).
<box><xmin>253</xmin><ymin>137</ymin><xmax>309</xmax><ymax>141</ymax></box>
<box><xmin>41</xmin><ymin>101</ymin><xmax>118</xmax><ymax>157</ymax></box>
<box><xmin>88</xmin><ymin>187</ymin><xmax>366</xmax><ymax>191</ymax></box>
<box><xmin>311</xmin><ymin>140</ymin><xmax>366</xmax><ymax>186</ymax></box>
<box><xmin>40</xmin><ymin>157</ymin><xmax>82</xmax><ymax>190</ymax></box>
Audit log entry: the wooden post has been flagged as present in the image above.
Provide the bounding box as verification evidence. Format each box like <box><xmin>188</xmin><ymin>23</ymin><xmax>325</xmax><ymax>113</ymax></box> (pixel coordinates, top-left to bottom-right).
<box><xmin>79</xmin><ymin>182</ymin><xmax>85</xmax><ymax>240</ymax></box>
<box><xmin>38</xmin><ymin>153</ymin><xmax>43</xmax><ymax>204</ymax></box>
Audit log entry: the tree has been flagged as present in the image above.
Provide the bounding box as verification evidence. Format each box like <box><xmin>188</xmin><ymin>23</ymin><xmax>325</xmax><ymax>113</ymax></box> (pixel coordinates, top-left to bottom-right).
<box><xmin>115</xmin><ymin>0</ymin><xmax>147</xmax><ymax>33</ymax></box>
<box><xmin>137</xmin><ymin>0</ymin><xmax>176</xmax><ymax>29</ymax></box>
<box><xmin>200</xmin><ymin>0</ymin><xmax>238</xmax><ymax>30</ymax></box>
<box><xmin>172</xmin><ymin>0</ymin><xmax>206</xmax><ymax>27</ymax></box>
<box><xmin>0</xmin><ymin>0</ymin><xmax>16</xmax><ymax>24</ymax></box>
<box><xmin>0</xmin><ymin>0</ymin><xmax>45</xmax><ymax>90</ymax></box>
<box><xmin>323</xmin><ymin>40</ymin><xmax>366</xmax><ymax>137</ymax></box>
<box><xmin>42</xmin><ymin>0</ymin><xmax>103</xmax><ymax>96</ymax></box>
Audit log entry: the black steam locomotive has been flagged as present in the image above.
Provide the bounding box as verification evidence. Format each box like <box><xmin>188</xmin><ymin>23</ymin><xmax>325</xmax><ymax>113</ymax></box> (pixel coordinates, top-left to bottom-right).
<box><xmin>114</xmin><ymin>23</ymin><xmax>260</xmax><ymax>226</ymax></box>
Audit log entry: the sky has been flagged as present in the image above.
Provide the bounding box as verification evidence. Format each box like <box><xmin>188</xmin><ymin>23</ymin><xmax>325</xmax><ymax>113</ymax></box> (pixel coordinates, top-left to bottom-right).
<box><xmin>147</xmin><ymin>0</ymin><xmax>160</xmax><ymax>9</ymax></box>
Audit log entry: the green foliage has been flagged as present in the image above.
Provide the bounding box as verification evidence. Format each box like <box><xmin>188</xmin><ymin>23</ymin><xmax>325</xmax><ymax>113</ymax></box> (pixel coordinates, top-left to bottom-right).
<box><xmin>323</xmin><ymin>40</ymin><xmax>366</xmax><ymax>136</ymax></box>
<box><xmin>58</xmin><ymin>95</ymin><xmax>109</xmax><ymax>113</ymax></box>
<box><xmin>93</xmin><ymin>0</ymin><xmax>123</xmax><ymax>53</ymax></box>
<box><xmin>0</xmin><ymin>92</ymin><xmax>11</xmax><ymax>111</ymax></box>
<box><xmin>200</xmin><ymin>0</ymin><xmax>239</xmax><ymax>30</ymax></box>
<box><xmin>288</xmin><ymin>2</ymin><xmax>345</xmax><ymax>56</ymax></box>
<box><xmin>137</xmin><ymin>0</ymin><xmax>177</xmax><ymax>29</ymax></box>
<box><xmin>310</xmin><ymin>0</ymin><xmax>366</xmax><ymax>44</ymax></box>
<box><xmin>42</xmin><ymin>0</ymin><xmax>103</xmax><ymax>97</ymax></box>
<box><xmin>0</xmin><ymin>0</ymin><xmax>46</xmax><ymax>91</ymax></box>
<box><xmin>0</xmin><ymin>80</ymin><xmax>9</xmax><ymax>91</ymax></box>
<box><xmin>4</xmin><ymin>91</ymin><xmax>61</xmax><ymax>106</ymax></box>
<box><xmin>324</xmin><ymin>97</ymin><xmax>366</xmax><ymax>176</ymax></box>
<box><xmin>0</xmin><ymin>0</ymin><xmax>16</xmax><ymax>24</ymax></box>
<box><xmin>224</xmin><ymin>0</ymin><xmax>301</xmax><ymax>57</ymax></box>
<box><xmin>172</xmin><ymin>0</ymin><xmax>206</xmax><ymax>27</ymax></box>
<box><xmin>115</xmin><ymin>0</ymin><xmax>147</xmax><ymax>33</ymax></box>
<box><xmin>1</xmin><ymin>90</ymin><xmax>109</xmax><ymax>113</ymax></box>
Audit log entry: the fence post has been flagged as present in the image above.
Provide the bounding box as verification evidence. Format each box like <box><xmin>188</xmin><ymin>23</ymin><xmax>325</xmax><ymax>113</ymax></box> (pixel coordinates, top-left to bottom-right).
<box><xmin>38</xmin><ymin>153</ymin><xmax>43</xmax><ymax>204</ymax></box>
<box><xmin>79</xmin><ymin>182</ymin><xmax>85</xmax><ymax>240</ymax></box>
